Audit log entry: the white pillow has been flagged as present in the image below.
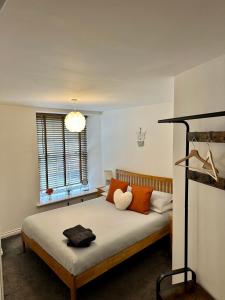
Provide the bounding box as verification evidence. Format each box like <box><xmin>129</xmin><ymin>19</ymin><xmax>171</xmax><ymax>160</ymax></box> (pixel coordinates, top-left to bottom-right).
<box><xmin>151</xmin><ymin>202</ymin><xmax>173</xmax><ymax>214</ymax></box>
<box><xmin>113</xmin><ymin>189</ymin><xmax>133</xmax><ymax>210</ymax></box>
<box><xmin>151</xmin><ymin>191</ymin><xmax>172</xmax><ymax>211</ymax></box>
<box><xmin>127</xmin><ymin>185</ymin><xmax>132</xmax><ymax>192</ymax></box>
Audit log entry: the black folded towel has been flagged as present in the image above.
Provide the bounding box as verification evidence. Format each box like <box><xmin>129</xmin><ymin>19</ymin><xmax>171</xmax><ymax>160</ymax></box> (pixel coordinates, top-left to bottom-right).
<box><xmin>63</xmin><ymin>225</ymin><xmax>96</xmax><ymax>248</ymax></box>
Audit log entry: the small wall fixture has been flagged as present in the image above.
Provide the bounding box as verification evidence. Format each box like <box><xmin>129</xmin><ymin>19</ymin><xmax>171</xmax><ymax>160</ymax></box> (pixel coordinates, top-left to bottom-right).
<box><xmin>65</xmin><ymin>99</ymin><xmax>86</xmax><ymax>132</ymax></box>
<box><xmin>137</xmin><ymin>127</ymin><xmax>146</xmax><ymax>147</ymax></box>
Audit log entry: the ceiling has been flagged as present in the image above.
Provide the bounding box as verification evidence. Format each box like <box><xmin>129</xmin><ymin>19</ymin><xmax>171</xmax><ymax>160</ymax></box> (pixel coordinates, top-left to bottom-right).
<box><xmin>0</xmin><ymin>0</ymin><xmax>225</xmax><ymax>111</ymax></box>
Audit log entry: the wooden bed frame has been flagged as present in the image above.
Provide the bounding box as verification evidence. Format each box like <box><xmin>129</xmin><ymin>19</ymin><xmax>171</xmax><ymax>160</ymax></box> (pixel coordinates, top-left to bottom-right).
<box><xmin>21</xmin><ymin>169</ymin><xmax>173</xmax><ymax>300</ymax></box>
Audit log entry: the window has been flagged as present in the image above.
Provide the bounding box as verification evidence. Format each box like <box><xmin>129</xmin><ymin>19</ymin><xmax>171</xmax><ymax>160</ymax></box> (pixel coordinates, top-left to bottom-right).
<box><xmin>36</xmin><ymin>113</ymin><xmax>88</xmax><ymax>195</ymax></box>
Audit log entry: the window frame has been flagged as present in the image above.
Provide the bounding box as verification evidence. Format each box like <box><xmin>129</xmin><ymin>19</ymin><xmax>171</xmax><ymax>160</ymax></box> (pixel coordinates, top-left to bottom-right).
<box><xmin>36</xmin><ymin>112</ymin><xmax>88</xmax><ymax>196</ymax></box>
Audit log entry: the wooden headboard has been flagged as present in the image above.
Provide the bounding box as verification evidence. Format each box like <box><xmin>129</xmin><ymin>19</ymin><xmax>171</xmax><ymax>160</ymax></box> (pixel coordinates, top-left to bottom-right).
<box><xmin>116</xmin><ymin>169</ymin><xmax>173</xmax><ymax>193</ymax></box>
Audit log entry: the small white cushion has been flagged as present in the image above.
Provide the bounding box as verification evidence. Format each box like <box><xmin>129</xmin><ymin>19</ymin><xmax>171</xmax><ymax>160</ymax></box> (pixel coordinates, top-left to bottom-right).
<box><xmin>113</xmin><ymin>189</ymin><xmax>133</xmax><ymax>210</ymax></box>
<box><xmin>151</xmin><ymin>191</ymin><xmax>172</xmax><ymax>211</ymax></box>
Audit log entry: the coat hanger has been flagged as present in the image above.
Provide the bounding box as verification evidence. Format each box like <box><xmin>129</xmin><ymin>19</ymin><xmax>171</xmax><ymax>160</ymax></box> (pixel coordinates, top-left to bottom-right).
<box><xmin>175</xmin><ymin>138</ymin><xmax>219</xmax><ymax>181</ymax></box>
<box><xmin>202</xmin><ymin>140</ymin><xmax>219</xmax><ymax>181</ymax></box>
<box><xmin>175</xmin><ymin>138</ymin><xmax>212</xmax><ymax>170</ymax></box>
<box><xmin>203</xmin><ymin>149</ymin><xmax>218</xmax><ymax>181</ymax></box>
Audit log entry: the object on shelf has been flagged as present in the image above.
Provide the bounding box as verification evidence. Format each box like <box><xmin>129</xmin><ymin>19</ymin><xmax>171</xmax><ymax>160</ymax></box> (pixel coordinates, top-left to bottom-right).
<box><xmin>46</xmin><ymin>188</ymin><xmax>54</xmax><ymax>195</ymax></box>
<box><xmin>46</xmin><ymin>188</ymin><xmax>54</xmax><ymax>200</ymax></box>
<box><xmin>104</xmin><ymin>170</ymin><xmax>113</xmax><ymax>185</ymax></box>
<box><xmin>81</xmin><ymin>179</ymin><xmax>89</xmax><ymax>192</ymax></box>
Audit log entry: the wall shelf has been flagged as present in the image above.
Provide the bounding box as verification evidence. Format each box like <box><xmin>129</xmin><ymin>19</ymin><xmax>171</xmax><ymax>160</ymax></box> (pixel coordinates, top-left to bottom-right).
<box><xmin>188</xmin><ymin>131</ymin><xmax>225</xmax><ymax>143</ymax></box>
<box><xmin>188</xmin><ymin>170</ymin><xmax>225</xmax><ymax>190</ymax></box>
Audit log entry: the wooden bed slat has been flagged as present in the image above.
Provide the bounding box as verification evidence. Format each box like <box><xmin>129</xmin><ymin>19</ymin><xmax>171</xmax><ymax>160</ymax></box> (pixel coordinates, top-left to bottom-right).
<box><xmin>116</xmin><ymin>169</ymin><xmax>173</xmax><ymax>193</ymax></box>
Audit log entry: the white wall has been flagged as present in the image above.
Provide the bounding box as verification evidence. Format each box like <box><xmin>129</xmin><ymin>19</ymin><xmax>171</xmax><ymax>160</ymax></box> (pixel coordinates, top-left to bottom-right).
<box><xmin>0</xmin><ymin>104</ymin><xmax>103</xmax><ymax>235</ymax></box>
<box><xmin>87</xmin><ymin>114</ymin><xmax>103</xmax><ymax>187</ymax></box>
<box><xmin>173</xmin><ymin>54</ymin><xmax>225</xmax><ymax>299</ymax></box>
<box><xmin>0</xmin><ymin>100</ymin><xmax>173</xmax><ymax>235</ymax></box>
<box><xmin>102</xmin><ymin>102</ymin><xmax>174</xmax><ymax>178</ymax></box>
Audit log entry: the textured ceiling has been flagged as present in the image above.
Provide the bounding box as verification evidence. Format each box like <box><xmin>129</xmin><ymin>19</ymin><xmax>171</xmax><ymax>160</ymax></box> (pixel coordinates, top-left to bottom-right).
<box><xmin>0</xmin><ymin>0</ymin><xmax>6</xmax><ymax>10</ymax></box>
<box><xmin>0</xmin><ymin>0</ymin><xmax>225</xmax><ymax>110</ymax></box>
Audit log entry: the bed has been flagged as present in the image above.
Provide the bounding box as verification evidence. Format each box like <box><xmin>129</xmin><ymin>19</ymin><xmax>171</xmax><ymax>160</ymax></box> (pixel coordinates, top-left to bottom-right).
<box><xmin>21</xmin><ymin>169</ymin><xmax>173</xmax><ymax>300</ymax></box>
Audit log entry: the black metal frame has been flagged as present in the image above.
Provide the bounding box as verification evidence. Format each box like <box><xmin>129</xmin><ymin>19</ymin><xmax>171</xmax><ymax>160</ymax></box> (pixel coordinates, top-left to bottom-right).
<box><xmin>156</xmin><ymin>110</ymin><xmax>225</xmax><ymax>299</ymax></box>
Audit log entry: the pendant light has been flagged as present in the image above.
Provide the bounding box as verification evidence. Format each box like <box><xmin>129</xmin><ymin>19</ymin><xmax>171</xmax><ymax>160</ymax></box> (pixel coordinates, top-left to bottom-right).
<box><xmin>65</xmin><ymin>99</ymin><xmax>86</xmax><ymax>132</ymax></box>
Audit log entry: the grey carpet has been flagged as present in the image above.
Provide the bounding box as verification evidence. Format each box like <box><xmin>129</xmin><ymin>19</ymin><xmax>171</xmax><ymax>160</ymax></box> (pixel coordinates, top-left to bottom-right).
<box><xmin>2</xmin><ymin>235</ymin><xmax>171</xmax><ymax>300</ymax></box>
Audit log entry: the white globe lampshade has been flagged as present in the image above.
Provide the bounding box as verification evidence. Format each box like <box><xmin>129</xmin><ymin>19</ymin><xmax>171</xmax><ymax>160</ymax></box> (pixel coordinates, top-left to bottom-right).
<box><xmin>65</xmin><ymin>111</ymin><xmax>86</xmax><ymax>132</ymax></box>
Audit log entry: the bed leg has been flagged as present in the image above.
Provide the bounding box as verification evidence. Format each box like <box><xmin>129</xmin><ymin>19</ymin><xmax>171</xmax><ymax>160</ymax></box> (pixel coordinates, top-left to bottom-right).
<box><xmin>21</xmin><ymin>234</ymin><xmax>26</xmax><ymax>253</ymax></box>
<box><xmin>70</xmin><ymin>280</ymin><xmax>77</xmax><ymax>300</ymax></box>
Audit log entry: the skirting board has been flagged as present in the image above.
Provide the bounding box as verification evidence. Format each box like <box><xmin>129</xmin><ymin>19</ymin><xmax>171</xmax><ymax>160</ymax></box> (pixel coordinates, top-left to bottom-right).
<box><xmin>1</xmin><ymin>228</ymin><xmax>21</xmax><ymax>239</ymax></box>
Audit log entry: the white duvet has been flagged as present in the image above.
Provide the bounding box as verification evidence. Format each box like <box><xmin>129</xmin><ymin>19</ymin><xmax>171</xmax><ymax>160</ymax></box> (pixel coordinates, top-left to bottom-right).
<box><xmin>22</xmin><ymin>197</ymin><xmax>169</xmax><ymax>276</ymax></box>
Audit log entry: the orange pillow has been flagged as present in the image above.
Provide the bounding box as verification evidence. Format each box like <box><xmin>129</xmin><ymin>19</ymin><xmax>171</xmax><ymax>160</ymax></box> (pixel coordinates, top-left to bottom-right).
<box><xmin>128</xmin><ymin>185</ymin><xmax>153</xmax><ymax>214</ymax></box>
<box><xmin>106</xmin><ymin>178</ymin><xmax>129</xmax><ymax>203</ymax></box>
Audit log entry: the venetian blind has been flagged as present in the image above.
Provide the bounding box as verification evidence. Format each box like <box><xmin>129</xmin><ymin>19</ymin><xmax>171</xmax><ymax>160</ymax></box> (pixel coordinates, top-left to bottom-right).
<box><xmin>36</xmin><ymin>113</ymin><xmax>88</xmax><ymax>191</ymax></box>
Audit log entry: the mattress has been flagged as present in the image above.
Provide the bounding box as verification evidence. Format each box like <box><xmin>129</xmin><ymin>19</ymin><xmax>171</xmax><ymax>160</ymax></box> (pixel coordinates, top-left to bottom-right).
<box><xmin>22</xmin><ymin>196</ymin><xmax>169</xmax><ymax>276</ymax></box>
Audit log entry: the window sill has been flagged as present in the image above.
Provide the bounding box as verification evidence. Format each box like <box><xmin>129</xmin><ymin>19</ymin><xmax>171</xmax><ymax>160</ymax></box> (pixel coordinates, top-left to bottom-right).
<box><xmin>37</xmin><ymin>188</ymin><xmax>98</xmax><ymax>207</ymax></box>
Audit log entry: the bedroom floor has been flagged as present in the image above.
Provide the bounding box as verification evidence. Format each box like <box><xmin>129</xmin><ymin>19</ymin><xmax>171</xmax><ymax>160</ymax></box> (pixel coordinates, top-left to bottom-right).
<box><xmin>2</xmin><ymin>235</ymin><xmax>171</xmax><ymax>300</ymax></box>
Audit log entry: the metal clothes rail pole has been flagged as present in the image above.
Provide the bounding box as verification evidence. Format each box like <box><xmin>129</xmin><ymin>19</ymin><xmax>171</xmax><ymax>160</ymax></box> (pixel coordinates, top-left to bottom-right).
<box><xmin>156</xmin><ymin>110</ymin><xmax>225</xmax><ymax>299</ymax></box>
<box><xmin>178</xmin><ymin>121</ymin><xmax>190</xmax><ymax>283</ymax></box>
